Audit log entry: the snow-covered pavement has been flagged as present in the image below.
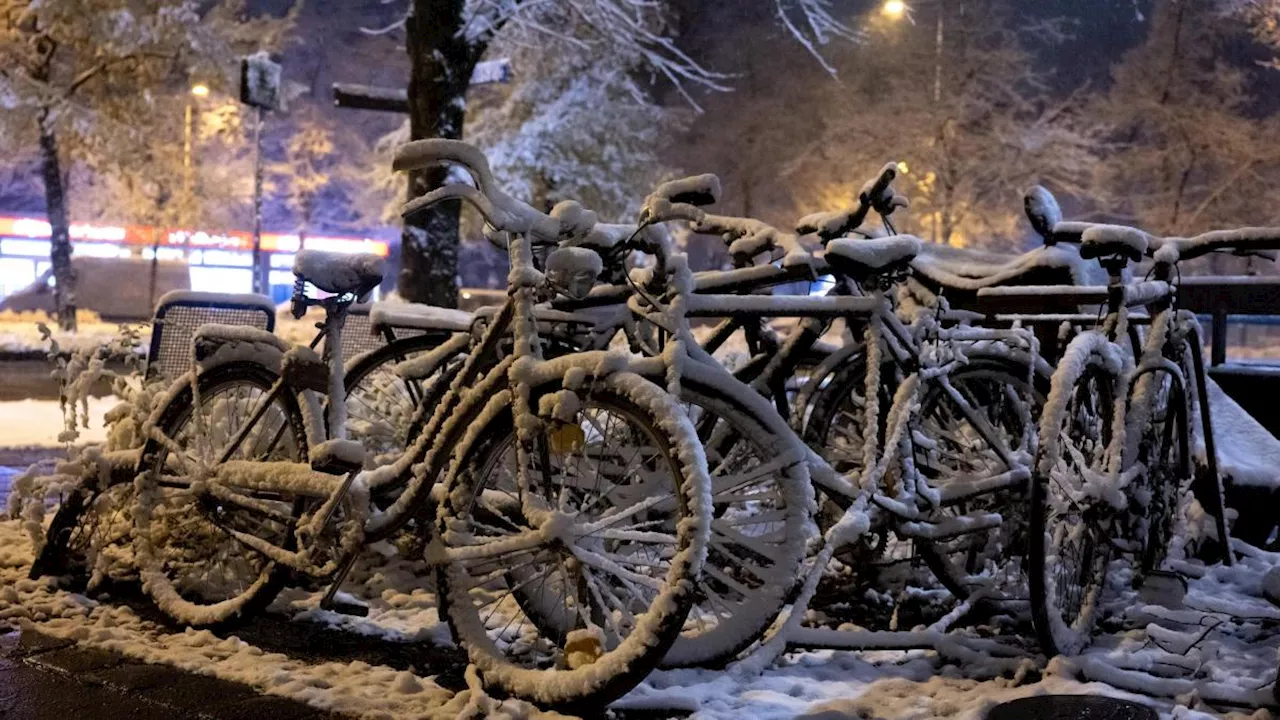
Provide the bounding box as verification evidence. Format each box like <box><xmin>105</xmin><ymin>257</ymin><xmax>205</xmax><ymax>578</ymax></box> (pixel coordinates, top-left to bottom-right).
<box><xmin>1</xmin><ymin>508</ymin><xmax>1278</xmax><ymax>719</ymax></box>
<box><xmin>1</xmin><ymin>369</ymin><xmax>1279</xmax><ymax>717</ymax></box>
<box><xmin>0</xmin><ymin>396</ymin><xmax>113</xmax><ymax>448</ymax></box>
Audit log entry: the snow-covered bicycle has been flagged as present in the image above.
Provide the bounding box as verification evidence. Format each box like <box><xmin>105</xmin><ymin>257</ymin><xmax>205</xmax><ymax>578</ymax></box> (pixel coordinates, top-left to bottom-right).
<box><xmin>987</xmin><ymin>213</ymin><xmax>1280</xmax><ymax>656</ymax></box>
<box><xmin>365</xmin><ymin>162</ymin><xmax>1047</xmax><ymax>653</ymax></box>
<box><xmin>580</xmin><ymin>176</ymin><xmax>1042</xmax><ymax>655</ymax></box>
<box><xmin>128</xmin><ymin>139</ymin><xmax>715</xmax><ymax>710</ymax></box>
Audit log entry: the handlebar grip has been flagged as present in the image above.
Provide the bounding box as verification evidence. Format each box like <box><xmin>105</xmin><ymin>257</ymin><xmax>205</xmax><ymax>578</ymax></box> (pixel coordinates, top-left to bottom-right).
<box><xmin>860</xmin><ymin>163</ymin><xmax>898</xmax><ymax>204</ymax></box>
<box><xmin>654</xmin><ymin>174</ymin><xmax>722</xmax><ymax>207</ymax></box>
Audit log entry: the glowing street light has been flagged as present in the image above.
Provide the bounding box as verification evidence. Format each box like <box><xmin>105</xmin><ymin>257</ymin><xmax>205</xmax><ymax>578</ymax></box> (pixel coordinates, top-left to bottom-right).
<box><xmin>882</xmin><ymin>0</ymin><xmax>907</xmax><ymax>19</ymax></box>
<box><xmin>190</xmin><ymin>83</ymin><xmax>210</xmax><ymax>97</ymax></box>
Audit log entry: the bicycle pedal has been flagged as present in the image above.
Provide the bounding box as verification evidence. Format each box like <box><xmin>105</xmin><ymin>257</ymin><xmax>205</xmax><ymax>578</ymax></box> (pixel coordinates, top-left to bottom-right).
<box><xmin>324</xmin><ymin>600</ymin><xmax>370</xmax><ymax>617</ymax></box>
<box><xmin>319</xmin><ymin>590</ymin><xmax>370</xmax><ymax>617</ymax></box>
<box><xmin>309</xmin><ymin>439</ymin><xmax>365</xmax><ymax>476</ymax></box>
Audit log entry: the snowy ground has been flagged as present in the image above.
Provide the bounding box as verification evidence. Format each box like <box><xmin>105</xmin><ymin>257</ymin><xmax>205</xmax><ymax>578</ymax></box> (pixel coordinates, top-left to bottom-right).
<box><xmin>2</xmin><ymin>321</ymin><xmax>1280</xmax><ymax>717</ymax></box>
<box><xmin>1</xmin><ymin>510</ymin><xmax>1279</xmax><ymax>719</ymax></box>
<box><xmin>0</xmin><ymin>396</ymin><xmax>113</xmax><ymax>448</ymax></box>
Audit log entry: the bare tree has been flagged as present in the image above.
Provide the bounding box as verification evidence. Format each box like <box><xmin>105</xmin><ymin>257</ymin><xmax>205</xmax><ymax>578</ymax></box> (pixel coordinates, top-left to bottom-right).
<box><xmin>1098</xmin><ymin>0</ymin><xmax>1280</xmax><ymax>235</ymax></box>
<box><xmin>0</xmin><ymin>0</ymin><xmax>294</xmax><ymax>329</ymax></box>
<box><xmin>369</xmin><ymin>0</ymin><xmax>855</xmax><ymax>307</ymax></box>
<box><xmin>786</xmin><ymin>0</ymin><xmax>1103</xmax><ymax>249</ymax></box>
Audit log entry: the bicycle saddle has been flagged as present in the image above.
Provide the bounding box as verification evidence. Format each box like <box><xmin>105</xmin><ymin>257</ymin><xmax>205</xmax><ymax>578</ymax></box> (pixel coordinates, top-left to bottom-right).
<box><xmin>1079</xmin><ymin>224</ymin><xmax>1151</xmax><ymax>262</ymax></box>
<box><xmin>825</xmin><ymin>235</ymin><xmax>921</xmax><ymax>280</ymax></box>
<box><xmin>294</xmin><ymin>250</ymin><xmax>386</xmax><ymax>297</ymax></box>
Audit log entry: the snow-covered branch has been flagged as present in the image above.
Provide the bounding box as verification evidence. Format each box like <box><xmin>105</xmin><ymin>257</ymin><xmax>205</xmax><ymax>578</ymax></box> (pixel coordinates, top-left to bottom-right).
<box><xmin>773</xmin><ymin>0</ymin><xmax>861</xmax><ymax>75</ymax></box>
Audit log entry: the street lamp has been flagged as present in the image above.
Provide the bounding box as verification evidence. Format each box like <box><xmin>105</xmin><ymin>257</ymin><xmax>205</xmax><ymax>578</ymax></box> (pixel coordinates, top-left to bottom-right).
<box><xmin>163</xmin><ymin>83</ymin><xmax>208</xmax><ymax>307</ymax></box>
<box><xmin>881</xmin><ymin>0</ymin><xmax>942</xmax><ymax>103</ymax></box>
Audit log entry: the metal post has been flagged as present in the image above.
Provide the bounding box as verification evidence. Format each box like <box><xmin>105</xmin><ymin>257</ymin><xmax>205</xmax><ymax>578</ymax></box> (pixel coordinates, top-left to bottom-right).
<box><xmin>147</xmin><ymin>227</ymin><xmax>160</xmax><ymax>311</ymax></box>
<box><xmin>933</xmin><ymin>4</ymin><xmax>944</xmax><ymax>103</ymax></box>
<box><xmin>182</xmin><ymin>101</ymin><xmax>193</xmax><ymax>217</ymax></box>
<box><xmin>1212</xmin><ymin>308</ymin><xmax>1227</xmax><ymax>366</ymax></box>
<box><xmin>251</xmin><ymin>105</ymin><xmax>265</xmax><ymax>295</ymax></box>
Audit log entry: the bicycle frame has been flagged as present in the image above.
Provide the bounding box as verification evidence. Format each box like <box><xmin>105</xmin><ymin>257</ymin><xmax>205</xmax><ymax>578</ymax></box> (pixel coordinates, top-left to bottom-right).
<box><xmin>614</xmin><ymin>228</ymin><xmax>1038</xmax><ymax>546</ymax></box>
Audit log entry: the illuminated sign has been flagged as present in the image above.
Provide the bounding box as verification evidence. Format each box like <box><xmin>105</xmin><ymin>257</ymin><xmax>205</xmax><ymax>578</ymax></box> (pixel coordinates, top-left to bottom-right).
<box><xmin>0</xmin><ymin>216</ymin><xmax>389</xmax><ymax>257</ymax></box>
<box><xmin>2</xmin><ymin>218</ymin><xmax>127</xmax><ymax>242</ymax></box>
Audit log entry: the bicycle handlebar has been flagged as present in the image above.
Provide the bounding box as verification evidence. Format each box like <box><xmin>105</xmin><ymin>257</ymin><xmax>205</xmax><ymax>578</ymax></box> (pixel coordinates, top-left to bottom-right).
<box><xmin>795</xmin><ymin>162</ymin><xmax>904</xmax><ymax>242</ymax></box>
<box><xmin>1148</xmin><ymin>228</ymin><xmax>1280</xmax><ymax>262</ymax></box>
<box><xmin>1050</xmin><ymin>220</ymin><xmax>1280</xmax><ymax>263</ymax></box>
<box><xmin>394</xmin><ymin>139</ymin><xmax>562</xmax><ymax>244</ymax></box>
<box><xmin>638</xmin><ymin>174</ymin><xmax>722</xmax><ymax>226</ymax></box>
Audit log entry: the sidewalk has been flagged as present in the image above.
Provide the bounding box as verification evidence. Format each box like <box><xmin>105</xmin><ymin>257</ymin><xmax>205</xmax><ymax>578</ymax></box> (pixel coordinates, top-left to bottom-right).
<box><xmin>0</xmin><ymin>629</ymin><xmax>344</xmax><ymax>719</ymax></box>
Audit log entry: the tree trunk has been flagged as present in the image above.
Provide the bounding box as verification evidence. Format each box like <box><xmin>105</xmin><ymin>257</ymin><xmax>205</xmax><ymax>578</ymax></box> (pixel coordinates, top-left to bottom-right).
<box><xmin>400</xmin><ymin>0</ymin><xmax>482</xmax><ymax>308</ymax></box>
<box><xmin>38</xmin><ymin>108</ymin><xmax>77</xmax><ymax>331</ymax></box>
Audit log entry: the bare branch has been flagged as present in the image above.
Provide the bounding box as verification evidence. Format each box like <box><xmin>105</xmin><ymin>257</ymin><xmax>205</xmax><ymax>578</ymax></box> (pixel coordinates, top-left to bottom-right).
<box><xmin>63</xmin><ymin>52</ymin><xmax>172</xmax><ymax>99</ymax></box>
<box><xmin>360</xmin><ymin>16</ymin><xmax>407</xmax><ymax>36</ymax></box>
<box><xmin>773</xmin><ymin>0</ymin><xmax>861</xmax><ymax>75</ymax></box>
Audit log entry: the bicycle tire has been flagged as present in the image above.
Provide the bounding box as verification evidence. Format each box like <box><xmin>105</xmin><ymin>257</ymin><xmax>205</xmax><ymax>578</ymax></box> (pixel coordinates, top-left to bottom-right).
<box><xmin>435</xmin><ymin>370</ymin><xmax>711</xmax><ymax>712</ymax></box>
<box><xmin>1029</xmin><ymin>332</ymin><xmax>1123</xmax><ymax>657</ymax></box>
<box><xmin>1129</xmin><ymin>334</ymin><xmax>1194</xmax><ymax>575</ymax></box>
<box><xmin>659</xmin><ymin>373</ymin><xmax>811</xmax><ymax>667</ymax></box>
<box><xmin>133</xmin><ymin>362</ymin><xmax>311</xmax><ymax>628</ymax></box>
<box><xmin>29</xmin><ymin>484</ymin><xmax>92</xmax><ymax>582</ymax></box>
<box><xmin>29</xmin><ymin>475</ymin><xmax>136</xmax><ymax>587</ymax></box>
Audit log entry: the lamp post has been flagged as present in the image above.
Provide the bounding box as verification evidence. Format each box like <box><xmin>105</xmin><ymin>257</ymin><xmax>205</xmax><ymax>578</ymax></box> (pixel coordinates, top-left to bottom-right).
<box><xmin>881</xmin><ymin>1</ymin><xmax>944</xmax><ymax>103</ymax></box>
<box><xmin>158</xmin><ymin>83</ymin><xmax>210</xmax><ymax>308</ymax></box>
<box><xmin>182</xmin><ymin>84</ymin><xmax>209</xmax><ymax>225</ymax></box>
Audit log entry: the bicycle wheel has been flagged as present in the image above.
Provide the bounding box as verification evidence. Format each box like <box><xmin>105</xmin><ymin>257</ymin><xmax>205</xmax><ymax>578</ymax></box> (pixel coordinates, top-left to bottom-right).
<box><xmin>133</xmin><ymin>362</ymin><xmax>310</xmax><ymax>627</ymax></box>
<box><xmin>912</xmin><ymin>357</ymin><xmax>1046</xmax><ymax>602</ymax></box>
<box><xmin>342</xmin><ymin>332</ymin><xmax>455</xmax><ymax>471</ymax></box>
<box><xmin>1128</xmin><ymin>340</ymin><xmax>1193</xmax><ymax>575</ymax></box>
<box><xmin>29</xmin><ymin>477</ymin><xmax>133</xmax><ymax>586</ymax></box>
<box><xmin>449</xmin><ymin>375</ymin><xmax>810</xmax><ymax>668</ymax></box>
<box><xmin>661</xmin><ymin>375</ymin><xmax>810</xmax><ymax>667</ymax></box>
<box><xmin>804</xmin><ymin>353</ymin><xmax>965</xmax><ymax>628</ymax></box>
<box><xmin>436</xmin><ymin>371</ymin><xmax>710</xmax><ymax>711</ymax></box>
<box><xmin>1029</xmin><ymin>333</ymin><xmax>1122</xmax><ymax>657</ymax></box>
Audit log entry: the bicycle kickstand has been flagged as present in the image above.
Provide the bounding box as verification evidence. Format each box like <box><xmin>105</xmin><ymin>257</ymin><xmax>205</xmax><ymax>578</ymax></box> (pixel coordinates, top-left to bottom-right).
<box><xmin>318</xmin><ymin>548</ymin><xmax>368</xmax><ymax>617</ymax></box>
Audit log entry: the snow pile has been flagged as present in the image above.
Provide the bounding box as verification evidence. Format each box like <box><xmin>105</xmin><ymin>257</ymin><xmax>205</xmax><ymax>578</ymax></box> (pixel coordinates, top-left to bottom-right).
<box><xmin>1202</xmin><ymin>375</ymin><xmax>1280</xmax><ymax>489</ymax></box>
<box><xmin>3</xmin><ymin>507</ymin><xmax>1272</xmax><ymax>720</ymax></box>
<box><xmin>0</xmin><ymin>519</ymin><xmax>560</xmax><ymax>718</ymax></box>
